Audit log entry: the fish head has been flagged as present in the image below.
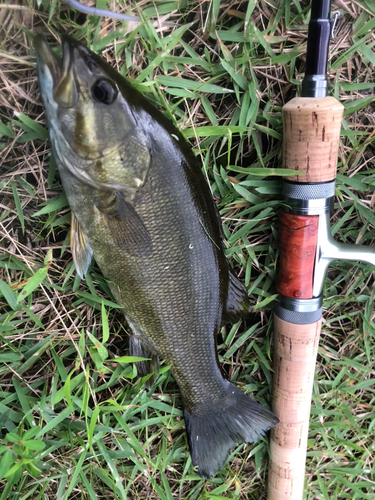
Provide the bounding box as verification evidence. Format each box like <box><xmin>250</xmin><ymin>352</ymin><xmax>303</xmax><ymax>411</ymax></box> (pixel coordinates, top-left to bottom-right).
<box><xmin>34</xmin><ymin>34</ymin><xmax>150</xmax><ymax>190</ymax></box>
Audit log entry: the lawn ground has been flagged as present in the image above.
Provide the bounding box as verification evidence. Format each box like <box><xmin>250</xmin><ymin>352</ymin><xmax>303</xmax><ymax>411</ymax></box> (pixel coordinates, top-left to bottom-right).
<box><xmin>0</xmin><ymin>1</ymin><xmax>374</xmax><ymax>499</ymax></box>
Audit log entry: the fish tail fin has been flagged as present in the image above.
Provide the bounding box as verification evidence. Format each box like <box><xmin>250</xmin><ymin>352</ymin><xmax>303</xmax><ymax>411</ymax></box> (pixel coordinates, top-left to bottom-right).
<box><xmin>183</xmin><ymin>382</ymin><xmax>278</xmax><ymax>478</ymax></box>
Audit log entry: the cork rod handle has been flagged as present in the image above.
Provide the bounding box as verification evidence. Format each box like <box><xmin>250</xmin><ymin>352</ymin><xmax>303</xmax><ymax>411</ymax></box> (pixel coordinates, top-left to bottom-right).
<box><xmin>267</xmin><ymin>317</ymin><xmax>321</xmax><ymax>499</ymax></box>
<box><xmin>283</xmin><ymin>96</ymin><xmax>344</xmax><ymax>183</ymax></box>
<box><xmin>267</xmin><ymin>96</ymin><xmax>343</xmax><ymax>499</ymax></box>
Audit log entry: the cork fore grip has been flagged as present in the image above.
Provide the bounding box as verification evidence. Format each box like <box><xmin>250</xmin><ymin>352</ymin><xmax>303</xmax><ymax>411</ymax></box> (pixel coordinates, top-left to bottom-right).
<box><xmin>277</xmin><ymin>213</ymin><xmax>319</xmax><ymax>299</ymax></box>
<box><xmin>268</xmin><ymin>316</ymin><xmax>322</xmax><ymax>500</ymax></box>
<box><xmin>283</xmin><ymin>96</ymin><xmax>344</xmax><ymax>183</ymax></box>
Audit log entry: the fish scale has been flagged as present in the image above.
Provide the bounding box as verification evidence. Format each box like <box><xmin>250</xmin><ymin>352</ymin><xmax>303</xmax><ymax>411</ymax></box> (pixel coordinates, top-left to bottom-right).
<box><xmin>34</xmin><ymin>33</ymin><xmax>278</xmax><ymax>478</ymax></box>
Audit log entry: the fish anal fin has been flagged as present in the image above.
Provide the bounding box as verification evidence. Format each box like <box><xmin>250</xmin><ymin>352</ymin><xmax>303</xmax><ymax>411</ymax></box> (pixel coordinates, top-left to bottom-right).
<box><xmin>222</xmin><ymin>269</ymin><xmax>251</xmax><ymax>324</ymax></box>
<box><xmin>184</xmin><ymin>382</ymin><xmax>279</xmax><ymax>478</ymax></box>
<box><xmin>97</xmin><ymin>191</ymin><xmax>153</xmax><ymax>256</ymax></box>
<box><xmin>129</xmin><ymin>335</ymin><xmax>159</xmax><ymax>388</ymax></box>
<box><xmin>70</xmin><ymin>211</ymin><xmax>93</xmax><ymax>278</ymax></box>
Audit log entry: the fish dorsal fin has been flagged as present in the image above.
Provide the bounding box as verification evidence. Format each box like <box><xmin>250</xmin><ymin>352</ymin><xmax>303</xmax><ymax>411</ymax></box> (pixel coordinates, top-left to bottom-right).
<box><xmin>96</xmin><ymin>191</ymin><xmax>153</xmax><ymax>256</ymax></box>
<box><xmin>129</xmin><ymin>335</ymin><xmax>159</xmax><ymax>388</ymax></box>
<box><xmin>222</xmin><ymin>269</ymin><xmax>251</xmax><ymax>323</ymax></box>
<box><xmin>70</xmin><ymin>211</ymin><xmax>93</xmax><ymax>278</ymax></box>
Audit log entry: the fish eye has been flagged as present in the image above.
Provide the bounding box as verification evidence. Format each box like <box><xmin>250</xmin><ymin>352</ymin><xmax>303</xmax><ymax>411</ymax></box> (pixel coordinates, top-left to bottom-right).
<box><xmin>91</xmin><ymin>78</ymin><xmax>118</xmax><ymax>104</ymax></box>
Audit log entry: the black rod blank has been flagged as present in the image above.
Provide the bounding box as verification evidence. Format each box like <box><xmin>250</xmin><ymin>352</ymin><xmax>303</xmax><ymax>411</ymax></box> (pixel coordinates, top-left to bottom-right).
<box><xmin>301</xmin><ymin>0</ymin><xmax>332</xmax><ymax>98</ymax></box>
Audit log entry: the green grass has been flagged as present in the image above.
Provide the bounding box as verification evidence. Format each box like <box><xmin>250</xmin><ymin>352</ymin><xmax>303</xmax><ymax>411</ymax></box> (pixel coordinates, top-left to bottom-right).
<box><xmin>0</xmin><ymin>0</ymin><xmax>375</xmax><ymax>498</ymax></box>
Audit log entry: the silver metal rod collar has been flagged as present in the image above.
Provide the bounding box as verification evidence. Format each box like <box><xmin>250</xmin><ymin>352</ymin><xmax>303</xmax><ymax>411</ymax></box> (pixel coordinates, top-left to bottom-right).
<box><xmin>283</xmin><ymin>181</ymin><xmax>335</xmax><ymax>215</ymax></box>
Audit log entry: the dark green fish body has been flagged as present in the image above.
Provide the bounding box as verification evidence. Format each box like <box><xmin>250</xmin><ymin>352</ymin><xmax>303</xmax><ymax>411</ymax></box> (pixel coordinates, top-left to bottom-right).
<box><xmin>62</xmin><ymin>123</ymin><xmax>228</xmax><ymax>407</ymax></box>
<box><xmin>34</xmin><ymin>34</ymin><xmax>278</xmax><ymax>477</ymax></box>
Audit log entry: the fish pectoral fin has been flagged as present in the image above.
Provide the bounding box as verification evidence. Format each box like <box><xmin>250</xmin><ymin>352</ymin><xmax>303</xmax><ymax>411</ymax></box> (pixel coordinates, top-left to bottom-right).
<box><xmin>222</xmin><ymin>269</ymin><xmax>251</xmax><ymax>323</ymax></box>
<box><xmin>129</xmin><ymin>335</ymin><xmax>159</xmax><ymax>388</ymax></box>
<box><xmin>70</xmin><ymin>211</ymin><xmax>93</xmax><ymax>278</ymax></box>
<box><xmin>99</xmin><ymin>191</ymin><xmax>153</xmax><ymax>256</ymax></box>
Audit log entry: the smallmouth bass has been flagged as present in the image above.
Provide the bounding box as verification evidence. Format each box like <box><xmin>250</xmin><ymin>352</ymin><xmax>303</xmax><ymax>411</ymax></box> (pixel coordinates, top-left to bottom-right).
<box><xmin>34</xmin><ymin>34</ymin><xmax>278</xmax><ymax>478</ymax></box>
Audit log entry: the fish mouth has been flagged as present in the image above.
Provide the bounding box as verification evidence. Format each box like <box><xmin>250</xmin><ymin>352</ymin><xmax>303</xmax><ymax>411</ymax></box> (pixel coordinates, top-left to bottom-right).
<box><xmin>34</xmin><ymin>35</ymin><xmax>63</xmax><ymax>87</ymax></box>
<box><xmin>34</xmin><ymin>34</ymin><xmax>80</xmax><ymax>108</ymax></box>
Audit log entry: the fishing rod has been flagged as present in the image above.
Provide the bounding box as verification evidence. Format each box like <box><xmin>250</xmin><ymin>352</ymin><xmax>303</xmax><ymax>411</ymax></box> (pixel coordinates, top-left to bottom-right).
<box><xmin>267</xmin><ymin>1</ymin><xmax>375</xmax><ymax>499</ymax></box>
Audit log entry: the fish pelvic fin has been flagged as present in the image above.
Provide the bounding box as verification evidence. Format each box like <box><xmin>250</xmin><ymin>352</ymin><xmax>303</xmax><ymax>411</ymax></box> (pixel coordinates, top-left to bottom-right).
<box><xmin>222</xmin><ymin>269</ymin><xmax>251</xmax><ymax>323</ymax></box>
<box><xmin>184</xmin><ymin>382</ymin><xmax>278</xmax><ymax>478</ymax></box>
<box><xmin>70</xmin><ymin>211</ymin><xmax>93</xmax><ymax>278</ymax></box>
<box><xmin>129</xmin><ymin>335</ymin><xmax>159</xmax><ymax>388</ymax></box>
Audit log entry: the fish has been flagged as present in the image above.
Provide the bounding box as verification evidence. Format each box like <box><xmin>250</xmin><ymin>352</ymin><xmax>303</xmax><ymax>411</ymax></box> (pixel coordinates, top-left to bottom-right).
<box><xmin>34</xmin><ymin>33</ymin><xmax>278</xmax><ymax>478</ymax></box>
